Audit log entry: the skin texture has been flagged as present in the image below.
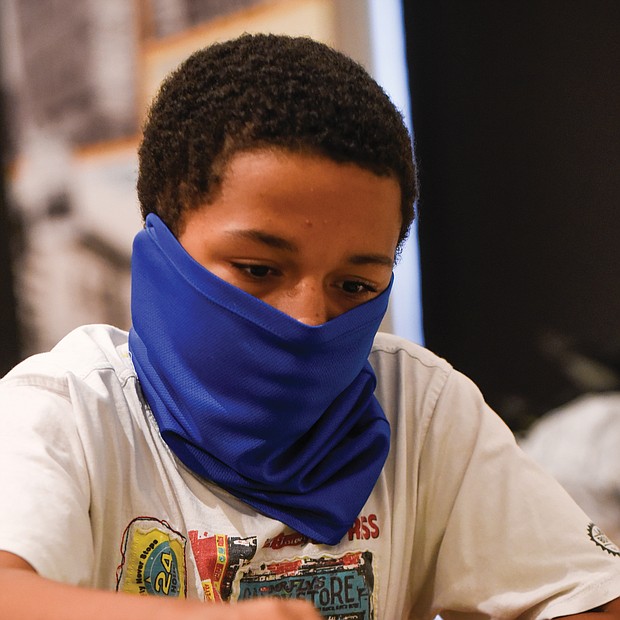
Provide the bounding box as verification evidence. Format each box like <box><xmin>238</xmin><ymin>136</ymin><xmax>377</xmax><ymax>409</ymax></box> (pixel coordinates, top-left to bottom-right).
<box><xmin>1</xmin><ymin>150</ymin><xmax>619</xmax><ymax>618</ymax></box>
<box><xmin>177</xmin><ymin>150</ymin><xmax>402</xmax><ymax>325</ymax></box>
<box><xmin>0</xmin><ymin>550</ymin><xmax>320</xmax><ymax>620</ymax></box>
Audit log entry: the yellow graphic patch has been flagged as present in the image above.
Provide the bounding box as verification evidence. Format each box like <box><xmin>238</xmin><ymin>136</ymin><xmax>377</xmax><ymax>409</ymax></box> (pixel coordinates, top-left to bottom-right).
<box><xmin>117</xmin><ymin>518</ymin><xmax>186</xmax><ymax>597</ymax></box>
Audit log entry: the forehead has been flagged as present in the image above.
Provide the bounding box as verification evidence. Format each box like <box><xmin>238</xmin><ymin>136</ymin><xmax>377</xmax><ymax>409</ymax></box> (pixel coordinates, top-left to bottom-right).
<box><xmin>220</xmin><ymin>148</ymin><xmax>399</xmax><ymax>214</ymax></box>
<box><xmin>216</xmin><ymin>149</ymin><xmax>397</xmax><ymax>231</ymax></box>
<box><xmin>180</xmin><ymin>148</ymin><xmax>402</xmax><ymax>261</ymax></box>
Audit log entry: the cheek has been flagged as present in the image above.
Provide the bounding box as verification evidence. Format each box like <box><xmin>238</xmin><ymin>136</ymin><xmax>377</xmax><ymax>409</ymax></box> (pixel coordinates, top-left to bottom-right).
<box><xmin>203</xmin><ymin>263</ymin><xmax>233</xmax><ymax>282</ymax></box>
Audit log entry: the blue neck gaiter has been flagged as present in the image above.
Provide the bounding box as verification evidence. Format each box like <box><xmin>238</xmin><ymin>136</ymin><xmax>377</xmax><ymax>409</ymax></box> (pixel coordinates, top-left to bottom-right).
<box><xmin>129</xmin><ymin>214</ymin><xmax>391</xmax><ymax>545</ymax></box>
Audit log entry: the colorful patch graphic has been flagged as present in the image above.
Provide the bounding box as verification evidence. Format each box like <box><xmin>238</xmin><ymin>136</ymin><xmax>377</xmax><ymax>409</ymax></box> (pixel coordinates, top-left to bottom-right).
<box><xmin>116</xmin><ymin>517</ymin><xmax>186</xmax><ymax>597</ymax></box>
<box><xmin>264</xmin><ymin>532</ymin><xmax>312</xmax><ymax>550</ymax></box>
<box><xmin>188</xmin><ymin>530</ymin><xmax>257</xmax><ymax>601</ymax></box>
<box><xmin>588</xmin><ymin>522</ymin><xmax>620</xmax><ymax>557</ymax></box>
<box><xmin>236</xmin><ymin>551</ymin><xmax>375</xmax><ymax>619</ymax></box>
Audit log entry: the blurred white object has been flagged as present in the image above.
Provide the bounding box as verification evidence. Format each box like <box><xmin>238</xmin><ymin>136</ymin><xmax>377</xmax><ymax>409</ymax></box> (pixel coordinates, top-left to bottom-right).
<box><xmin>520</xmin><ymin>392</ymin><xmax>620</xmax><ymax>544</ymax></box>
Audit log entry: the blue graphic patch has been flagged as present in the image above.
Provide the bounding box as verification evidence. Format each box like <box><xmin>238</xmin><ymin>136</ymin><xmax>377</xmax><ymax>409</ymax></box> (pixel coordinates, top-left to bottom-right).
<box><xmin>236</xmin><ymin>551</ymin><xmax>375</xmax><ymax>619</ymax></box>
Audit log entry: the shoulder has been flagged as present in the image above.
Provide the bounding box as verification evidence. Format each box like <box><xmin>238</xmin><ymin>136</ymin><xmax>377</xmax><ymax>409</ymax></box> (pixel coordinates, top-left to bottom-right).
<box><xmin>1</xmin><ymin>324</ymin><xmax>133</xmax><ymax>397</ymax></box>
<box><xmin>370</xmin><ymin>331</ymin><xmax>488</xmax><ymax>396</ymax></box>
<box><xmin>371</xmin><ymin>331</ymin><xmax>453</xmax><ymax>372</ymax></box>
<box><xmin>0</xmin><ymin>325</ymin><xmax>141</xmax><ymax>464</ymax></box>
<box><xmin>369</xmin><ymin>332</ymin><xmax>452</xmax><ymax>428</ymax></box>
<box><xmin>370</xmin><ymin>331</ymin><xmax>492</xmax><ymax>433</ymax></box>
<box><xmin>370</xmin><ymin>331</ymin><xmax>454</xmax><ymax>399</ymax></box>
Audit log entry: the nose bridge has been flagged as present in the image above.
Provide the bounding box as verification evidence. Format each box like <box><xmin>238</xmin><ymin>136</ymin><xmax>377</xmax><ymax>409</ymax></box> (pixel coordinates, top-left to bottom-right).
<box><xmin>286</xmin><ymin>278</ymin><xmax>329</xmax><ymax>326</ymax></box>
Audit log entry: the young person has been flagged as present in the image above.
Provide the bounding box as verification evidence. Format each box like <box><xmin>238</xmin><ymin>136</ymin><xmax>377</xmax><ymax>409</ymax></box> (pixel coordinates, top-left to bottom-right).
<box><xmin>1</xmin><ymin>33</ymin><xmax>620</xmax><ymax>620</ymax></box>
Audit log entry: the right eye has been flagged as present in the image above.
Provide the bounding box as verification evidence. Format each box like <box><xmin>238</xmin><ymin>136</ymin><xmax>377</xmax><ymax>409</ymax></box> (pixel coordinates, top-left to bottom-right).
<box><xmin>231</xmin><ymin>263</ymin><xmax>278</xmax><ymax>279</ymax></box>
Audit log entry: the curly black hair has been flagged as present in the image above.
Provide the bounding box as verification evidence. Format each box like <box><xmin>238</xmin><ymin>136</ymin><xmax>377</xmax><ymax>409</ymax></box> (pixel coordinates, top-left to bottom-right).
<box><xmin>138</xmin><ymin>33</ymin><xmax>417</xmax><ymax>249</ymax></box>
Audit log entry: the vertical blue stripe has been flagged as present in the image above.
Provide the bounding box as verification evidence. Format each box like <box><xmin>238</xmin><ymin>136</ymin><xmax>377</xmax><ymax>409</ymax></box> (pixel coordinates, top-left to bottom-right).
<box><xmin>367</xmin><ymin>0</ymin><xmax>424</xmax><ymax>344</ymax></box>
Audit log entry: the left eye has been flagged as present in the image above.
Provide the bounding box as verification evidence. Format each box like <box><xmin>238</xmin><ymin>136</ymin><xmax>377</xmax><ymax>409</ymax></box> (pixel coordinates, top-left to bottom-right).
<box><xmin>232</xmin><ymin>263</ymin><xmax>275</xmax><ymax>278</ymax></box>
<box><xmin>341</xmin><ymin>280</ymin><xmax>377</xmax><ymax>295</ymax></box>
<box><xmin>245</xmin><ymin>265</ymin><xmax>271</xmax><ymax>277</ymax></box>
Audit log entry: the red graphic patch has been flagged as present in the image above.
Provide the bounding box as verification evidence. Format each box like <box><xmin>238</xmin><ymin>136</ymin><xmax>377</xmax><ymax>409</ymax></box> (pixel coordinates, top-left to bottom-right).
<box><xmin>188</xmin><ymin>530</ymin><xmax>257</xmax><ymax>601</ymax></box>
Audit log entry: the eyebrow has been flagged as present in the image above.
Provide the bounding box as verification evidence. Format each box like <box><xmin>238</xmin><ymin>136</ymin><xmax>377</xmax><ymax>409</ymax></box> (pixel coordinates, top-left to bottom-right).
<box><xmin>225</xmin><ymin>229</ymin><xmax>298</xmax><ymax>252</ymax></box>
<box><xmin>225</xmin><ymin>229</ymin><xmax>394</xmax><ymax>266</ymax></box>
<box><xmin>348</xmin><ymin>253</ymin><xmax>394</xmax><ymax>267</ymax></box>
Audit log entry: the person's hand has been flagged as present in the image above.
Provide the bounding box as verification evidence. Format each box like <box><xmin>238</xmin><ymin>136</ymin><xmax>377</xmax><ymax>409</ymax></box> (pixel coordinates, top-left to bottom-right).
<box><xmin>0</xmin><ymin>550</ymin><xmax>322</xmax><ymax>620</ymax></box>
<box><xmin>555</xmin><ymin>597</ymin><xmax>620</xmax><ymax>618</ymax></box>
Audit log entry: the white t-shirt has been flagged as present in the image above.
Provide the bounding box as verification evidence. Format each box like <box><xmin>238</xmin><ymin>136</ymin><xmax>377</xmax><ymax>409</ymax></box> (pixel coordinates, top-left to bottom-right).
<box><xmin>1</xmin><ymin>324</ymin><xmax>620</xmax><ymax>619</ymax></box>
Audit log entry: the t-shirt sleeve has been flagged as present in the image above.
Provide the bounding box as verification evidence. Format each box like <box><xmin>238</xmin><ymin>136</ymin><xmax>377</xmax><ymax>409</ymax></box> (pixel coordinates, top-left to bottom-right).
<box><xmin>415</xmin><ymin>369</ymin><xmax>620</xmax><ymax>620</ymax></box>
<box><xmin>0</xmin><ymin>380</ymin><xmax>94</xmax><ymax>585</ymax></box>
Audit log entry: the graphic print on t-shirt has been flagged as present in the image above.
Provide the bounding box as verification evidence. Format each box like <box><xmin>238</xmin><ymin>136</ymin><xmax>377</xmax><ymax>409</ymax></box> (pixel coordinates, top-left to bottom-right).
<box><xmin>116</xmin><ymin>517</ymin><xmax>187</xmax><ymax>597</ymax></box>
<box><xmin>188</xmin><ymin>529</ymin><xmax>258</xmax><ymax>601</ymax></box>
<box><xmin>588</xmin><ymin>522</ymin><xmax>620</xmax><ymax>557</ymax></box>
<box><xmin>235</xmin><ymin>551</ymin><xmax>376</xmax><ymax>619</ymax></box>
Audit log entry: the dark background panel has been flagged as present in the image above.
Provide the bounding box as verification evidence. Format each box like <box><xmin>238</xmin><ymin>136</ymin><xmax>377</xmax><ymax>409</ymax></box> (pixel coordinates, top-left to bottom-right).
<box><xmin>403</xmin><ymin>1</ymin><xmax>620</xmax><ymax>430</ymax></box>
<box><xmin>0</xmin><ymin>83</ymin><xmax>22</xmax><ymax>375</ymax></box>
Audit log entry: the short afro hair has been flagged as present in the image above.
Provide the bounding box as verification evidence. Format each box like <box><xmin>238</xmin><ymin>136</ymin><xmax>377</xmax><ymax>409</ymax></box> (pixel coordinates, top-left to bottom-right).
<box><xmin>138</xmin><ymin>33</ymin><xmax>417</xmax><ymax>249</ymax></box>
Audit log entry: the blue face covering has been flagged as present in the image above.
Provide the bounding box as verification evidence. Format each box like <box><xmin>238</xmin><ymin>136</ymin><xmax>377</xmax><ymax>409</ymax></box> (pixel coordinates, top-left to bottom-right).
<box><xmin>129</xmin><ymin>214</ymin><xmax>391</xmax><ymax>545</ymax></box>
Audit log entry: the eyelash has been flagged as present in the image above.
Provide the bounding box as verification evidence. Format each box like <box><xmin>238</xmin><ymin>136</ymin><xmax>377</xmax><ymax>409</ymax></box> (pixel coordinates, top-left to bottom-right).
<box><xmin>340</xmin><ymin>280</ymin><xmax>377</xmax><ymax>295</ymax></box>
<box><xmin>231</xmin><ymin>263</ymin><xmax>278</xmax><ymax>278</ymax></box>
<box><xmin>230</xmin><ymin>263</ymin><xmax>378</xmax><ymax>296</ymax></box>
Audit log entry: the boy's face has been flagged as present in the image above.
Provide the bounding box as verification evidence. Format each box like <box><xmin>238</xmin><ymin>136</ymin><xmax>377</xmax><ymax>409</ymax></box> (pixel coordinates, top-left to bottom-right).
<box><xmin>178</xmin><ymin>149</ymin><xmax>401</xmax><ymax>325</ymax></box>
